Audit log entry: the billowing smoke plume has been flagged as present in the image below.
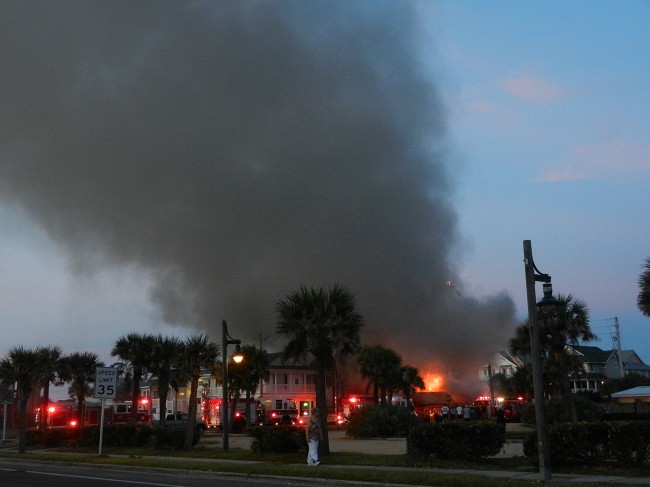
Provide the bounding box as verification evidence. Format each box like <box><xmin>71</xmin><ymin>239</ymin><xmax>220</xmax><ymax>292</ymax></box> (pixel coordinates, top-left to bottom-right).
<box><xmin>0</xmin><ymin>1</ymin><xmax>515</xmax><ymax>374</ymax></box>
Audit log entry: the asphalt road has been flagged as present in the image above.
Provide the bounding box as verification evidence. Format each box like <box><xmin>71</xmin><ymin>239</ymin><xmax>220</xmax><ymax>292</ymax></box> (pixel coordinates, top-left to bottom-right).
<box><xmin>0</xmin><ymin>459</ymin><xmax>310</xmax><ymax>487</ymax></box>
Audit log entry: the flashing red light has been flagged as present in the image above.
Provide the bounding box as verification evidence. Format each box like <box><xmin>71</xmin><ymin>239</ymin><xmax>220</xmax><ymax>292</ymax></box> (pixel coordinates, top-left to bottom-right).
<box><xmin>48</xmin><ymin>406</ymin><xmax>56</xmax><ymax>413</ymax></box>
<box><xmin>516</xmin><ymin>396</ymin><xmax>524</xmax><ymax>402</ymax></box>
<box><xmin>271</xmin><ymin>412</ymin><xmax>277</xmax><ymax>418</ymax></box>
<box><xmin>69</xmin><ymin>420</ymin><xmax>78</xmax><ymax>428</ymax></box>
<box><xmin>349</xmin><ymin>397</ymin><xmax>358</xmax><ymax>404</ymax></box>
<box><xmin>140</xmin><ymin>398</ymin><xmax>149</xmax><ymax>405</ymax></box>
<box><xmin>234</xmin><ymin>412</ymin><xmax>241</xmax><ymax>417</ymax></box>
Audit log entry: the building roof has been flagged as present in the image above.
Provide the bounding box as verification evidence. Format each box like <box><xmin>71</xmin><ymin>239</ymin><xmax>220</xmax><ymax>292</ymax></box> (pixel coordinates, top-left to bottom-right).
<box><xmin>571</xmin><ymin>345</ymin><xmax>612</xmax><ymax>363</ymax></box>
<box><xmin>267</xmin><ymin>352</ymin><xmax>314</xmax><ymax>370</ymax></box>
<box><xmin>611</xmin><ymin>386</ymin><xmax>650</xmax><ymax>399</ymax></box>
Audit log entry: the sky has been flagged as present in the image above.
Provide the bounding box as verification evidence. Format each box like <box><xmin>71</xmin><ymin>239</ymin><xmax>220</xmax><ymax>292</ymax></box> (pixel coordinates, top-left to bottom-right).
<box><xmin>0</xmin><ymin>1</ymin><xmax>648</xmax><ymax>394</ymax></box>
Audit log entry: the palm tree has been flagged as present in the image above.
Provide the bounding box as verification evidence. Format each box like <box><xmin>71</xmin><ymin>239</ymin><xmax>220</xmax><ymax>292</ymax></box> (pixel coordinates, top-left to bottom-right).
<box><xmin>227</xmin><ymin>344</ymin><xmax>270</xmax><ymax>427</ymax></box>
<box><xmin>148</xmin><ymin>335</ymin><xmax>183</xmax><ymax>426</ymax></box>
<box><xmin>542</xmin><ymin>293</ymin><xmax>594</xmax><ymax>421</ymax></box>
<box><xmin>57</xmin><ymin>351</ymin><xmax>103</xmax><ymax>437</ymax></box>
<box><xmin>35</xmin><ymin>345</ymin><xmax>64</xmax><ymax>431</ymax></box>
<box><xmin>358</xmin><ymin>344</ymin><xmax>402</xmax><ymax>406</ymax></box>
<box><xmin>0</xmin><ymin>346</ymin><xmax>41</xmax><ymax>453</ymax></box>
<box><xmin>638</xmin><ymin>257</ymin><xmax>650</xmax><ymax>317</ymax></box>
<box><xmin>178</xmin><ymin>334</ymin><xmax>219</xmax><ymax>451</ymax></box>
<box><xmin>397</xmin><ymin>365</ymin><xmax>425</xmax><ymax>409</ymax></box>
<box><xmin>111</xmin><ymin>332</ymin><xmax>156</xmax><ymax>424</ymax></box>
<box><xmin>276</xmin><ymin>283</ymin><xmax>363</xmax><ymax>454</ymax></box>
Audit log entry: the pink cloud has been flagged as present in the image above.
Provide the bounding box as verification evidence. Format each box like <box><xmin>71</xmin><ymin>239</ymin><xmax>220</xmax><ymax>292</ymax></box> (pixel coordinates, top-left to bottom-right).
<box><xmin>502</xmin><ymin>75</ymin><xmax>566</xmax><ymax>102</ymax></box>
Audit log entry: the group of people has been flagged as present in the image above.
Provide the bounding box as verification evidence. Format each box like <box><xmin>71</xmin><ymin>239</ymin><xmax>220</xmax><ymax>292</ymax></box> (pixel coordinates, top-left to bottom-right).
<box><xmin>436</xmin><ymin>404</ymin><xmax>473</xmax><ymax>422</ymax></box>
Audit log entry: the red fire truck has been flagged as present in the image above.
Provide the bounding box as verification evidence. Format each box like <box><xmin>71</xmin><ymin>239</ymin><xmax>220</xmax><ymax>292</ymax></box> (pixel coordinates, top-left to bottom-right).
<box><xmin>36</xmin><ymin>399</ymin><xmax>151</xmax><ymax>429</ymax></box>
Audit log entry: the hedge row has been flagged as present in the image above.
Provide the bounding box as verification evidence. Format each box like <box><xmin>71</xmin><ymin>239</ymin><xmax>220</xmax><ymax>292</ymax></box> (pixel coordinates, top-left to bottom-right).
<box><xmin>25</xmin><ymin>424</ymin><xmax>201</xmax><ymax>450</ymax></box>
<box><xmin>523</xmin><ymin>421</ymin><xmax>650</xmax><ymax>467</ymax></box>
<box><xmin>407</xmin><ymin>421</ymin><xmax>506</xmax><ymax>460</ymax></box>
<box><xmin>346</xmin><ymin>404</ymin><xmax>420</xmax><ymax>438</ymax></box>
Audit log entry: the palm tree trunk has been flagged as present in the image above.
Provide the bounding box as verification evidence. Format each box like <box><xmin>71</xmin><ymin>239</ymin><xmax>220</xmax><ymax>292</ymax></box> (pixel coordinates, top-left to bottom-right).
<box><xmin>184</xmin><ymin>376</ymin><xmax>199</xmax><ymax>451</ymax></box>
<box><xmin>131</xmin><ymin>367</ymin><xmax>141</xmax><ymax>424</ymax></box>
<box><xmin>315</xmin><ymin>359</ymin><xmax>329</xmax><ymax>455</ymax></box>
<box><xmin>41</xmin><ymin>383</ymin><xmax>50</xmax><ymax>431</ymax></box>
<box><xmin>18</xmin><ymin>397</ymin><xmax>28</xmax><ymax>453</ymax></box>
<box><xmin>158</xmin><ymin>382</ymin><xmax>169</xmax><ymax>427</ymax></box>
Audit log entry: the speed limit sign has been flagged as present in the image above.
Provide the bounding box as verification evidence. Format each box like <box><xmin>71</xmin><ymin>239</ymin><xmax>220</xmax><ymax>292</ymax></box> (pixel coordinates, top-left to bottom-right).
<box><xmin>95</xmin><ymin>367</ymin><xmax>118</xmax><ymax>399</ymax></box>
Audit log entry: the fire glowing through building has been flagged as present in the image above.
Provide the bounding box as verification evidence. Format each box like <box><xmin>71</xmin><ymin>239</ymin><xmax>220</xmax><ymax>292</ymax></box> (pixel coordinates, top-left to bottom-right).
<box><xmin>421</xmin><ymin>372</ymin><xmax>445</xmax><ymax>392</ymax></box>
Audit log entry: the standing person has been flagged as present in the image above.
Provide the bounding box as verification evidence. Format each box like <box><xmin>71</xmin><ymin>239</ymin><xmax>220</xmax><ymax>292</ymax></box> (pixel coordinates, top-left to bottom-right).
<box><xmin>441</xmin><ymin>404</ymin><xmax>449</xmax><ymax>422</ymax></box>
<box><xmin>463</xmin><ymin>404</ymin><xmax>471</xmax><ymax>420</ymax></box>
<box><xmin>306</xmin><ymin>407</ymin><xmax>323</xmax><ymax>466</ymax></box>
<box><xmin>456</xmin><ymin>405</ymin><xmax>463</xmax><ymax>420</ymax></box>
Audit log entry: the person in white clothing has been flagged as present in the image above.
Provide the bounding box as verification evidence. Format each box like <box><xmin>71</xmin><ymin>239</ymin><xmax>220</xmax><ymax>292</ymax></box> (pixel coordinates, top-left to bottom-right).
<box><xmin>306</xmin><ymin>407</ymin><xmax>323</xmax><ymax>466</ymax></box>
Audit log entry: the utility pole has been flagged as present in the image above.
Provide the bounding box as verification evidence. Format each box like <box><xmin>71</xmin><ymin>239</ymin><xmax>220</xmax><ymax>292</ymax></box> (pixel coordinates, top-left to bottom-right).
<box><xmin>614</xmin><ymin>317</ymin><xmax>625</xmax><ymax>379</ymax></box>
<box><xmin>523</xmin><ymin>240</ymin><xmax>553</xmax><ymax>481</ymax></box>
<box><xmin>488</xmin><ymin>363</ymin><xmax>494</xmax><ymax>419</ymax></box>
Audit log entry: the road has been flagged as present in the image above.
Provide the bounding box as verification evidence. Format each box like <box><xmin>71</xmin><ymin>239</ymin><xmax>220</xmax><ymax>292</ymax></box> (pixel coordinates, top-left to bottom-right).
<box><xmin>0</xmin><ymin>459</ymin><xmax>310</xmax><ymax>487</ymax></box>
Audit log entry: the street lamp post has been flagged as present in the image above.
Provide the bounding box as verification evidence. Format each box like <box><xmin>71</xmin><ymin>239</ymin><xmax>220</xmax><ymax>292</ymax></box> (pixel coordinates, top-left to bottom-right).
<box><xmin>523</xmin><ymin>240</ymin><xmax>560</xmax><ymax>482</ymax></box>
<box><xmin>222</xmin><ymin>320</ymin><xmax>243</xmax><ymax>452</ymax></box>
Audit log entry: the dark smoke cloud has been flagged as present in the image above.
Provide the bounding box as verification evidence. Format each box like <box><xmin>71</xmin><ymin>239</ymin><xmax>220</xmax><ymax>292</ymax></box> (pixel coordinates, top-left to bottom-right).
<box><xmin>0</xmin><ymin>0</ymin><xmax>515</xmax><ymax>370</ymax></box>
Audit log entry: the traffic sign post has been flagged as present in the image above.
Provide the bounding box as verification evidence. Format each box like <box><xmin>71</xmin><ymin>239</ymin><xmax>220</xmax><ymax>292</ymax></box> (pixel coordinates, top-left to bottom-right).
<box><xmin>95</xmin><ymin>367</ymin><xmax>118</xmax><ymax>455</ymax></box>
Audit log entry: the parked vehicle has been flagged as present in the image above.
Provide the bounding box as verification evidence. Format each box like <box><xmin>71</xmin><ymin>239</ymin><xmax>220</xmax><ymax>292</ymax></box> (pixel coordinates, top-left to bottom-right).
<box><xmin>165</xmin><ymin>413</ymin><xmax>207</xmax><ymax>433</ymax></box>
<box><xmin>256</xmin><ymin>398</ymin><xmax>299</xmax><ymax>425</ymax></box>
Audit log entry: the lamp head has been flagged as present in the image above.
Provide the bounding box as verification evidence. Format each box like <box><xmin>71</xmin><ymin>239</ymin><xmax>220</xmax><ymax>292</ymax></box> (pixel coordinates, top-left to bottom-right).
<box><xmin>537</xmin><ymin>282</ymin><xmax>561</xmax><ymax>312</ymax></box>
<box><xmin>232</xmin><ymin>344</ymin><xmax>244</xmax><ymax>364</ymax></box>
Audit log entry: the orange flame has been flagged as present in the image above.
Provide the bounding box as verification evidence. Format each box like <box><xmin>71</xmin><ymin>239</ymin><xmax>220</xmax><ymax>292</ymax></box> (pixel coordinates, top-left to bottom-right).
<box><xmin>422</xmin><ymin>372</ymin><xmax>445</xmax><ymax>392</ymax></box>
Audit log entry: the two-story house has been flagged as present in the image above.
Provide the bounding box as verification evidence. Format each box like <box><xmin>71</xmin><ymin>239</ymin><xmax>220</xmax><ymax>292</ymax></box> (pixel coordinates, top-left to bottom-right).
<box><xmin>566</xmin><ymin>345</ymin><xmax>650</xmax><ymax>393</ymax></box>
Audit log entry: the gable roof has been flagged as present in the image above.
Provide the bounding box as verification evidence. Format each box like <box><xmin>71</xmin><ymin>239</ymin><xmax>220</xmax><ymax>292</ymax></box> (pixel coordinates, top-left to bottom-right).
<box><xmin>571</xmin><ymin>345</ymin><xmax>612</xmax><ymax>363</ymax></box>
<box><xmin>267</xmin><ymin>352</ymin><xmax>314</xmax><ymax>370</ymax></box>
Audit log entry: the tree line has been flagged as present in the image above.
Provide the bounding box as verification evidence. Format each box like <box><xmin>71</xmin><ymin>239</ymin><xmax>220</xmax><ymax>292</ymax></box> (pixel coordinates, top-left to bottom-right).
<box><xmin>0</xmin><ymin>283</ymin><xmax>425</xmax><ymax>455</ymax></box>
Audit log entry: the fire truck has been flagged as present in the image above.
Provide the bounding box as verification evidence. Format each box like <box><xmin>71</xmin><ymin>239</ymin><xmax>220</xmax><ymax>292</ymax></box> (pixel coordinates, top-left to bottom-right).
<box><xmin>256</xmin><ymin>397</ymin><xmax>299</xmax><ymax>425</ymax></box>
<box><xmin>36</xmin><ymin>399</ymin><xmax>151</xmax><ymax>429</ymax></box>
<box><xmin>340</xmin><ymin>395</ymin><xmax>374</xmax><ymax>419</ymax></box>
<box><xmin>202</xmin><ymin>397</ymin><xmax>257</xmax><ymax>430</ymax></box>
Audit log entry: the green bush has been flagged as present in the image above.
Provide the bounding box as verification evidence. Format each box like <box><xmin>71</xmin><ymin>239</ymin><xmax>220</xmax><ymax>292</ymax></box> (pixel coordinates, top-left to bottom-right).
<box><xmin>346</xmin><ymin>405</ymin><xmax>419</xmax><ymax>438</ymax></box>
<box><xmin>250</xmin><ymin>425</ymin><xmax>307</xmax><ymax>453</ymax></box>
<box><xmin>609</xmin><ymin>421</ymin><xmax>650</xmax><ymax>466</ymax></box>
<box><xmin>25</xmin><ymin>428</ymin><xmax>76</xmax><ymax>447</ymax></box>
<box><xmin>408</xmin><ymin>421</ymin><xmax>505</xmax><ymax>460</ymax></box>
<box><xmin>522</xmin><ymin>395</ymin><xmax>604</xmax><ymax>425</ymax></box>
<box><xmin>523</xmin><ymin>420</ymin><xmax>650</xmax><ymax>467</ymax></box>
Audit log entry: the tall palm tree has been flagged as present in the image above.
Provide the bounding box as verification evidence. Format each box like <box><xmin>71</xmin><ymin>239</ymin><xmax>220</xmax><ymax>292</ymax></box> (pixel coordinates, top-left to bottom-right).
<box><xmin>638</xmin><ymin>257</ymin><xmax>650</xmax><ymax>317</ymax></box>
<box><xmin>358</xmin><ymin>344</ymin><xmax>402</xmax><ymax>406</ymax></box>
<box><xmin>0</xmin><ymin>346</ymin><xmax>41</xmax><ymax>453</ymax></box>
<box><xmin>148</xmin><ymin>335</ymin><xmax>183</xmax><ymax>426</ymax></box>
<box><xmin>178</xmin><ymin>334</ymin><xmax>219</xmax><ymax>451</ymax></box>
<box><xmin>111</xmin><ymin>332</ymin><xmax>156</xmax><ymax>424</ymax></box>
<box><xmin>276</xmin><ymin>284</ymin><xmax>363</xmax><ymax>454</ymax></box>
<box><xmin>35</xmin><ymin>345</ymin><xmax>64</xmax><ymax>431</ymax></box>
<box><xmin>57</xmin><ymin>351</ymin><xmax>103</xmax><ymax>437</ymax></box>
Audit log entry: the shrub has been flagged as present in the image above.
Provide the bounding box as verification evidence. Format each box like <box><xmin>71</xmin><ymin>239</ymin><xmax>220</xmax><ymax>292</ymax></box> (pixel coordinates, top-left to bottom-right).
<box><xmin>523</xmin><ymin>420</ymin><xmax>650</xmax><ymax>467</ymax></box>
<box><xmin>408</xmin><ymin>421</ymin><xmax>505</xmax><ymax>460</ymax></box>
<box><xmin>25</xmin><ymin>428</ymin><xmax>76</xmax><ymax>447</ymax></box>
<box><xmin>346</xmin><ymin>405</ymin><xmax>419</xmax><ymax>438</ymax></box>
<box><xmin>250</xmin><ymin>425</ymin><xmax>307</xmax><ymax>453</ymax></box>
<box><xmin>609</xmin><ymin>421</ymin><xmax>650</xmax><ymax>466</ymax></box>
<box><xmin>523</xmin><ymin>395</ymin><xmax>604</xmax><ymax>425</ymax></box>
